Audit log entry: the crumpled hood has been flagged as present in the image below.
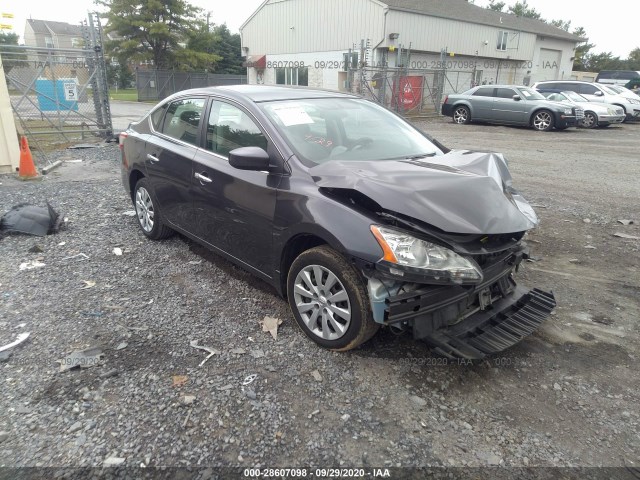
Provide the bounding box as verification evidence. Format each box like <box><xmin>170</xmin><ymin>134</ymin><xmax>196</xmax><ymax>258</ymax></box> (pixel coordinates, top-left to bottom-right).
<box><xmin>309</xmin><ymin>150</ymin><xmax>538</xmax><ymax>234</ymax></box>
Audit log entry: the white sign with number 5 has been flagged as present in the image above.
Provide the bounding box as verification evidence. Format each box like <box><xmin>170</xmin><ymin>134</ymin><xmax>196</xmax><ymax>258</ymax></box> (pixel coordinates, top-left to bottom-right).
<box><xmin>64</xmin><ymin>82</ymin><xmax>78</xmax><ymax>101</ymax></box>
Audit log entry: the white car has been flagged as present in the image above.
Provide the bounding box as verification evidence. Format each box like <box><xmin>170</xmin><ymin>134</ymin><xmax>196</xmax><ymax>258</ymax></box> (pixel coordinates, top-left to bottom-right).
<box><xmin>605</xmin><ymin>85</ymin><xmax>640</xmax><ymax>99</ymax></box>
<box><xmin>541</xmin><ymin>91</ymin><xmax>625</xmax><ymax>128</ymax></box>
<box><xmin>532</xmin><ymin>80</ymin><xmax>640</xmax><ymax>121</ymax></box>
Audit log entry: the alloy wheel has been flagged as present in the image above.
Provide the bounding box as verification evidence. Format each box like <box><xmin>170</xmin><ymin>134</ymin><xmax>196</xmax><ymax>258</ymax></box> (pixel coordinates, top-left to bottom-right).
<box><xmin>582</xmin><ymin>112</ymin><xmax>596</xmax><ymax>128</ymax></box>
<box><xmin>135</xmin><ymin>187</ymin><xmax>155</xmax><ymax>233</ymax></box>
<box><xmin>533</xmin><ymin>111</ymin><xmax>552</xmax><ymax>131</ymax></box>
<box><xmin>453</xmin><ymin>107</ymin><xmax>469</xmax><ymax>124</ymax></box>
<box><xmin>293</xmin><ymin>265</ymin><xmax>351</xmax><ymax>341</ymax></box>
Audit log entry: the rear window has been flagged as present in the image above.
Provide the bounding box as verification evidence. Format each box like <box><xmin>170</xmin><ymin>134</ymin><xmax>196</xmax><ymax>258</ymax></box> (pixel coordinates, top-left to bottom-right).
<box><xmin>596</xmin><ymin>71</ymin><xmax>640</xmax><ymax>81</ymax></box>
<box><xmin>473</xmin><ymin>87</ymin><xmax>494</xmax><ymax>97</ymax></box>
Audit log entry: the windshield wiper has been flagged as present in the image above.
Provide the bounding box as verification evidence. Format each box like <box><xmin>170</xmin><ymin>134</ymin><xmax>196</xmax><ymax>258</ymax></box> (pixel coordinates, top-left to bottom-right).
<box><xmin>404</xmin><ymin>152</ymin><xmax>436</xmax><ymax>160</ymax></box>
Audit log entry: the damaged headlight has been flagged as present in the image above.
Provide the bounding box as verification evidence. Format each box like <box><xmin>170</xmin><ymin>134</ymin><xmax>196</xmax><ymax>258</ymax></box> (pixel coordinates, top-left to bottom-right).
<box><xmin>564</xmin><ymin>108</ymin><xmax>572</xmax><ymax>115</ymax></box>
<box><xmin>370</xmin><ymin>226</ymin><xmax>483</xmax><ymax>283</ymax></box>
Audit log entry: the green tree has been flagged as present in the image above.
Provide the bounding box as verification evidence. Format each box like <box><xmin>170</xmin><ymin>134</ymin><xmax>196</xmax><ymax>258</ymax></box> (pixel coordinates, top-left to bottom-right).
<box><xmin>107</xmin><ymin>63</ymin><xmax>135</xmax><ymax>89</ymax></box>
<box><xmin>0</xmin><ymin>31</ymin><xmax>24</xmax><ymax>72</ymax></box>
<box><xmin>627</xmin><ymin>47</ymin><xmax>640</xmax><ymax>70</ymax></box>
<box><xmin>98</xmin><ymin>0</ymin><xmax>219</xmax><ymax>69</ymax></box>
<box><xmin>584</xmin><ymin>52</ymin><xmax>626</xmax><ymax>72</ymax></box>
<box><xmin>486</xmin><ymin>0</ymin><xmax>506</xmax><ymax>12</ymax></box>
<box><xmin>508</xmin><ymin>1</ymin><xmax>542</xmax><ymax>19</ymax></box>
<box><xmin>572</xmin><ymin>27</ymin><xmax>594</xmax><ymax>71</ymax></box>
<box><xmin>550</xmin><ymin>19</ymin><xmax>571</xmax><ymax>31</ymax></box>
<box><xmin>0</xmin><ymin>31</ymin><xmax>19</xmax><ymax>45</ymax></box>
<box><xmin>210</xmin><ymin>24</ymin><xmax>244</xmax><ymax>74</ymax></box>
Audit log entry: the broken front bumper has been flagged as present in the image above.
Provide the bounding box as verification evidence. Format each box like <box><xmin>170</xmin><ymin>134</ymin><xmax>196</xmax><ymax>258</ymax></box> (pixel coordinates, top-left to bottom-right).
<box><xmin>381</xmin><ymin>257</ymin><xmax>556</xmax><ymax>359</ymax></box>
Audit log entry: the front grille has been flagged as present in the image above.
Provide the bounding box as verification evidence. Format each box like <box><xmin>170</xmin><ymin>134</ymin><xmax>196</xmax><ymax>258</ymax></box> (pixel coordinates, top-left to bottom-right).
<box><xmin>574</xmin><ymin>107</ymin><xmax>584</xmax><ymax>120</ymax></box>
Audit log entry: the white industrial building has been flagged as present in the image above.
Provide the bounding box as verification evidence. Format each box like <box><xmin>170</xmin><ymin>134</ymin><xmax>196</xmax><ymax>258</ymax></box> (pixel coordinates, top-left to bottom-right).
<box><xmin>240</xmin><ymin>0</ymin><xmax>583</xmax><ymax>92</ymax></box>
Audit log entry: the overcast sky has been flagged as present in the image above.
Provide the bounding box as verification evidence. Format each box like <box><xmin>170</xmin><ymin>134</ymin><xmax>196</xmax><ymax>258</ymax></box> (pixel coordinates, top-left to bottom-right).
<box><xmin>2</xmin><ymin>0</ymin><xmax>636</xmax><ymax>58</ymax></box>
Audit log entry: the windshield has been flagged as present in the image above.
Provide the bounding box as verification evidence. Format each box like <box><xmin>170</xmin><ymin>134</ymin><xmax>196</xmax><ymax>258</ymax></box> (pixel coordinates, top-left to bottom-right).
<box><xmin>519</xmin><ymin>88</ymin><xmax>546</xmax><ymax>100</ymax></box>
<box><xmin>608</xmin><ymin>85</ymin><xmax>628</xmax><ymax>94</ymax></box>
<box><xmin>601</xmin><ymin>85</ymin><xmax>617</xmax><ymax>95</ymax></box>
<box><xmin>563</xmin><ymin>91</ymin><xmax>588</xmax><ymax>102</ymax></box>
<box><xmin>260</xmin><ymin>98</ymin><xmax>443</xmax><ymax>166</ymax></box>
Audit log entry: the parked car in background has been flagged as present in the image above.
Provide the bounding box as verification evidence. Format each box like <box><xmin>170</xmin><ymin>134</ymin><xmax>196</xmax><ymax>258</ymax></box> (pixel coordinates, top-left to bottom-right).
<box><xmin>605</xmin><ymin>85</ymin><xmax>640</xmax><ymax>100</ymax></box>
<box><xmin>595</xmin><ymin>70</ymin><xmax>640</xmax><ymax>86</ymax></box>
<box><xmin>441</xmin><ymin>85</ymin><xmax>582</xmax><ymax>131</ymax></box>
<box><xmin>120</xmin><ymin>85</ymin><xmax>556</xmax><ymax>358</ymax></box>
<box><xmin>533</xmin><ymin>80</ymin><xmax>640</xmax><ymax>121</ymax></box>
<box><xmin>624</xmin><ymin>79</ymin><xmax>640</xmax><ymax>93</ymax></box>
<box><xmin>540</xmin><ymin>91</ymin><xmax>625</xmax><ymax>128</ymax></box>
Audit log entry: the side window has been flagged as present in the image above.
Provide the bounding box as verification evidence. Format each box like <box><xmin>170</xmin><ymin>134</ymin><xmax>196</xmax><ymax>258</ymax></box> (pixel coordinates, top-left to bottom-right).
<box><xmin>496</xmin><ymin>88</ymin><xmax>516</xmax><ymax>99</ymax></box>
<box><xmin>150</xmin><ymin>103</ymin><xmax>168</xmax><ymax>131</ymax></box>
<box><xmin>206</xmin><ymin>101</ymin><xmax>268</xmax><ymax>158</ymax></box>
<box><xmin>159</xmin><ymin>98</ymin><xmax>205</xmax><ymax>145</ymax></box>
<box><xmin>473</xmin><ymin>87</ymin><xmax>495</xmax><ymax>97</ymax></box>
<box><xmin>497</xmin><ymin>31</ymin><xmax>508</xmax><ymax>51</ymax></box>
<box><xmin>578</xmin><ymin>84</ymin><xmax>599</xmax><ymax>95</ymax></box>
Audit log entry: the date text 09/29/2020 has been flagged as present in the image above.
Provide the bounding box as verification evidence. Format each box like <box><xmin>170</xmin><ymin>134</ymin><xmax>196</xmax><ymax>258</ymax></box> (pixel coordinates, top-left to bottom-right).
<box><xmin>264</xmin><ymin>60</ymin><xmax>558</xmax><ymax>70</ymax></box>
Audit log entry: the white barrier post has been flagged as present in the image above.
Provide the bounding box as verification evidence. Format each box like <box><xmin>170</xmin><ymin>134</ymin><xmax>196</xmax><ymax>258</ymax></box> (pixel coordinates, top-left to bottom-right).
<box><xmin>0</xmin><ymin>53</ymin><xmax>20</xmax><ymax>174</ymax></box>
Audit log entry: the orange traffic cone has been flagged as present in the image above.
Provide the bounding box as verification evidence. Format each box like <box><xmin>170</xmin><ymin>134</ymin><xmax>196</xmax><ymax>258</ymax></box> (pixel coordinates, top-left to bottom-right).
<box><xmin>19</xmin><ymin>136</ymin><xmax>38</xmax><ymax>178</ymax></box>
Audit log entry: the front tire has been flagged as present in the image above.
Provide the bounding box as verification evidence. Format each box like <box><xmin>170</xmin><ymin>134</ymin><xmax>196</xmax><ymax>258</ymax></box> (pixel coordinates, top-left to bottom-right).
<box><xmin>453</xmin><ymin>105</ymin><xmax>471</xmax><ymax>124</ymax></box>
<box><xmin>582</xmin><ymin>111</ymin><xmax>598</xmax><ymax>129</ymax></box>
<box><xmin>532</xmin><ymin>110</ymin><xmax>554</xmax><ymax>131</ymax></box>
<box><xmin>287</xmin><ymin>246</ymin><xmax>379</xmax><ymax>351</ymax></box>
<box><xmin>133</xmin><ymin>178</ymin><xmax>174</xmax><ymax>240</ymax></box>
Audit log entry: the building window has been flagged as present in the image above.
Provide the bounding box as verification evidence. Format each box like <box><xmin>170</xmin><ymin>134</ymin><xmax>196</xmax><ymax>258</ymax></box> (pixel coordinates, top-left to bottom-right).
<box><xmin>45</xmin><ymin>36</ymin><xmax>54</xmax><ymax>48</ymax></box>
<box><xmin>497</xmin><ymin>31</ymin><xmax>508</xmax><ymax>51</ymax></box>
<box><xmin>275</xmin><ymin>67</ymin><xmax>308</xmax><ymax>86</ymax></box>
<box><xmin>71</xmin><ymin>37</ymin><xmax>82</xmax><ymax>48</ymax></box>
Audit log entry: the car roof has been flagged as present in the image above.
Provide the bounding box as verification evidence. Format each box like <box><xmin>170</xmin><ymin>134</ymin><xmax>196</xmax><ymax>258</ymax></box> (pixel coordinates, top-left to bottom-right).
<box><xmin>534</xmin><ymin>80</ymin><xmax>592</xmax><ymax>84</ymax></box>
<box><xmin>474</xmin><ymin>85</ymin><xmax>530</xmax><ymax>89</ymax></box>
<box><xmin>167</xmin><ymin>84</ymin><xmax>358</xmax><ymax>103</ymax></box>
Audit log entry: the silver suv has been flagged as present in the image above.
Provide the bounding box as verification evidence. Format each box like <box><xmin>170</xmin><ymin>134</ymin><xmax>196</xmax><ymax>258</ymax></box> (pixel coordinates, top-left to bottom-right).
<box><xmin>532</xmin><ymin>80</ymin><xmax>640</xmax><ymax>121</ymax></box>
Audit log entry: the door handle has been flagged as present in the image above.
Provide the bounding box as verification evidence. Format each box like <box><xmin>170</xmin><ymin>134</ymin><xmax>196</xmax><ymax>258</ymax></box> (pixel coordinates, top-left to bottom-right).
<box><xmin>146</xmin><ymin>154</ymin><xmax>160</xmax><ymax>163</ymax></box>
<box><xmin>194</xmin><ymin>172</ymin><xmax>212</xmax><ymax>184</ymax></box>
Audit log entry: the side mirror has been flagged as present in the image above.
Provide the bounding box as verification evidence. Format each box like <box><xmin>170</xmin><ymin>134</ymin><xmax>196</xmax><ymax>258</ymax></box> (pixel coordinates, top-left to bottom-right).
<box><xmin>593</xmin><ymin>91</ymin><xmax>604</xmax><ymax>96</ymax></box>
<box><xmin>512</xmin><ymin>95</ymin><xmax>521</xmax><ymax>101</ymax></box>
<box><xmin>229</xmin><ymin>147</ymin><xmax>271</xmax><ymax>171</ymax></box>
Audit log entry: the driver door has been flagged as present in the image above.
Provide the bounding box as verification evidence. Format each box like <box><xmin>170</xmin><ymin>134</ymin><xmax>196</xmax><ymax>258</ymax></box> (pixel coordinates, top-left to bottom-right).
<box><xmin>191</xmin><ymin>99</ymin><xmax>282</xmax><ymax>276</ymax></box>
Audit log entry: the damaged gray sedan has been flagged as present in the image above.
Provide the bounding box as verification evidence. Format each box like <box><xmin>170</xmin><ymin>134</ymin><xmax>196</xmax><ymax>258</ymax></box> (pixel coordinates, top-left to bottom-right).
<box><xmin>120</xmin><ymin>85</ymin><xmax>556</xmax><ymax>359</ymax></box>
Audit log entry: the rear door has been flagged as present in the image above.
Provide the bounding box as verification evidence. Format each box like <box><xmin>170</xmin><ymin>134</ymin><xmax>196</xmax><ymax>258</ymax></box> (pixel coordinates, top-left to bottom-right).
<box><xmin>470</xmin><ymin>86</ymin><xmax>495</xmax><ymax>120</ymax></box>
<box><xmin>191</xmin><ymin>99</ymin><xmax>282</xmax><ymax>276</ymax></box>
<box><xmin>145</xmin><ymin>97</ymin><xmax>206</xmax><ymax>231</ymax></box>
<box><xmin>492</xmin><ymin>87</ymin><xmax>526</xmax><ymax>124</ymax></box>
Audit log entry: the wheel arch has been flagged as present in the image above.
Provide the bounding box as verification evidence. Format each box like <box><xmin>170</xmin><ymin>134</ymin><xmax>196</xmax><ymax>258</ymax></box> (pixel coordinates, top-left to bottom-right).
<box><xmin>612</xmin><ymin>103</ymin><xmax>626</xmax><ymax>114</ymax></box>
<box><xmin>279</xmin><ymin>233</ymin><xmax>329</xmax><ymax>298</ymax></box>
<box><xmin>529</xmin><ymin>107</ymin><xmax>554</xmax><ymax>125</ymax></box>
<box><xmin>129</xmin><ymin>169</ymin><xmax>145</xmax><ymax>201</ymax></box>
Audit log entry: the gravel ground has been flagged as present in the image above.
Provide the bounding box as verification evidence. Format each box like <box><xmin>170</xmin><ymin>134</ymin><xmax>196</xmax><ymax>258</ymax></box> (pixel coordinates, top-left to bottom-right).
<box><xmin>0</xmin><ymin>120</ymin><xmax>639</xmax><ymax>473</ymax></box>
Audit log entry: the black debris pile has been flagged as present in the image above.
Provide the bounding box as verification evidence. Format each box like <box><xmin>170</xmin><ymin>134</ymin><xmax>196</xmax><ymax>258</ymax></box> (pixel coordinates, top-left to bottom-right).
<box><xmin>0</xmin><ymin>203</ymin><xmax>64</xmax><ymax>238</ymax></box>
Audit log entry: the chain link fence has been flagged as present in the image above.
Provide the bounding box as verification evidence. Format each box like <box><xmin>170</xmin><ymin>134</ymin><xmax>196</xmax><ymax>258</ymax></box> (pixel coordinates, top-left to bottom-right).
<box><xmin>136</xmin><ymin>70</ymin><xmax>247</xmax><ymax>102</ymax></box>
<box><xmin>350</xmin><ymin>66</ymin><xmax>476</xmax><ymax>116</ymax></box>
<box><xmin>0</xmin><ymin>14</ymin><xmax>112</xmax><ymax>154</ymax></box>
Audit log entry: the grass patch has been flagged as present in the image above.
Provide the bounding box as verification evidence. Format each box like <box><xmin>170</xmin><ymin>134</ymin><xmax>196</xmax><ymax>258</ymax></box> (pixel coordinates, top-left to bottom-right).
<box><xmin>109</xmin><ymin>89</ymin><xmax>138</xmax><ymax>101</ymax></box>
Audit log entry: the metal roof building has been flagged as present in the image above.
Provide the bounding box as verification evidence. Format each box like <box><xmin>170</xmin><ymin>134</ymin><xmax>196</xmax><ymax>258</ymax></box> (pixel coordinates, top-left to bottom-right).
<box><xmin>240</xmin><ymin>0</ymin><xmax>584</xmax><ymax>93</ymax></box>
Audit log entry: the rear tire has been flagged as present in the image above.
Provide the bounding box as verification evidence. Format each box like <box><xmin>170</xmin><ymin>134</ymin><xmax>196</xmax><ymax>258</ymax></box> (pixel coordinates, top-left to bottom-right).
<box><xmin>132</xmin><ymin>178</ymin><xmax>174</xmax><ymax>240</ymax></box>
<box><xmin>453</xmin><ymin>105</ymin><xmax>471</xmax><ymax>124</ymax></box>
<box><xmin>287</xmin><ymin>246</ymin><xmax>379</xmax><ymax>351</ymax></box>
